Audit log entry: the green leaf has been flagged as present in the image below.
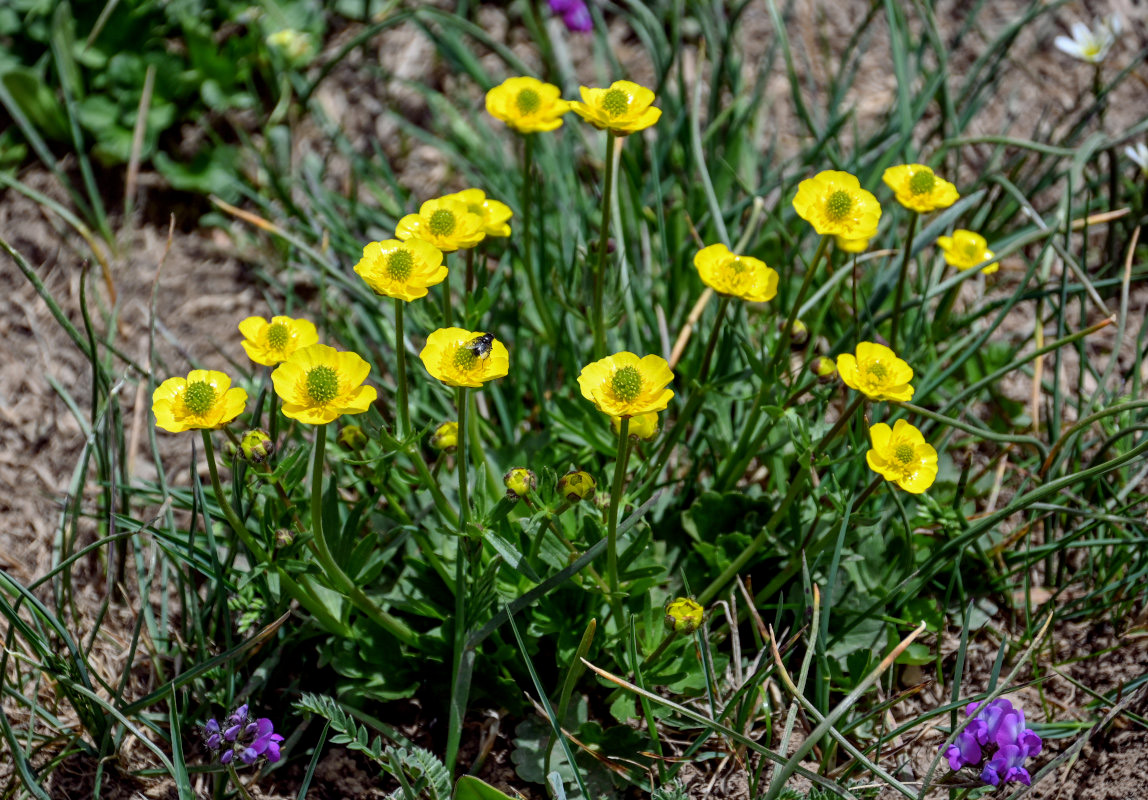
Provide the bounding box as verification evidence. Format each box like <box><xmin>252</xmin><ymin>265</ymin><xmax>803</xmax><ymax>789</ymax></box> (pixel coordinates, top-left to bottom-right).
<box><xmin>454</xmin><ymin>776</ymin><xmax>516</xmax><ymax>800</ymax></box>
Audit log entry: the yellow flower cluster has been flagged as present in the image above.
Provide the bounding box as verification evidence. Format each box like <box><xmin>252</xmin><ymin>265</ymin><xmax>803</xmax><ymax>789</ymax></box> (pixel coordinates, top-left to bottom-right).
<box><xmin>486</xmin><ymin>77</ymin><xmax>661</xmax><ymax>137</ymax></box>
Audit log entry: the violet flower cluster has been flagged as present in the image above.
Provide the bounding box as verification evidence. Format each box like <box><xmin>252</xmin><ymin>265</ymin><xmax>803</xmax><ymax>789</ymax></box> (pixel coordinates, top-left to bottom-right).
<box><xmin>944</xmin><ymin>698</ymin><xmax>1042</xmax><ymax>786</ymax></box>
<box><xmin>203</xmin><ymin>704</ymin><xmax>284</xmax><ymax>766</ymax></box>
<box><xmin>548</xmin><ymin>0</ymin><xmax>592</xmax><ymax>32</ymax></box>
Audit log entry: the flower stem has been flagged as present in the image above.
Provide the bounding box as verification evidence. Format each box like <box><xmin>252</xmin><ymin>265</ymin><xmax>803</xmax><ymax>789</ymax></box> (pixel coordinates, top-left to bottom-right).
<box><xmin>605</xmin><ymin>416</ymin><xmax>631</xmax><ymax>623</ymax></box>
<box><xmin>446</xmin><ymin>385</ymin><xmax>470</xmax><ymax>774</ymax></box>
<box><xmin>767</xmin><ymin>235</ymin><xmax>829</xmax><ymax>380</ymax></box>
<box><xmin>200</xmin><ymin>431</ymin><xmax>349</xmax><ymax>636</ymax></box>
<box><xmin>889</xmin><ymin>212</ymin><xmax>919</xmax><ymax>350</ymax></box>
<box><xmin>226</xmin><ymin>765</ymin><xmax>257</xmax><ymax>800</ymax></box>
<box><xmin>697</xmin><ymin>296</ymin><xmax>729</xmax><ymax>387</ymax></box>
<box><xmin>394</xmin><ymin>297</ymin><xmax>410</xmax><ymax>439</ymax></box>
<box><xmin>307</xmin><ymin>424</ymin><xmax>418</xmax><ymax>647</ymax></box>
<box><xmin>592</xmin><ymin>131</ymin><xmax>618</xmax><ymax>359</ymax></box>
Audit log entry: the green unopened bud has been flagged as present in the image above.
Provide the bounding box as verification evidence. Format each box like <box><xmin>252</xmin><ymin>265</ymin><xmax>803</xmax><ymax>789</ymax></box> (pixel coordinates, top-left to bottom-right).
<box><xmin>276</xmin><ymin>528</ymin><xmax>294</xmax><ymax>547</ymax></box>
<box><xmin>664</xmin><ymin>597</ymin><xmax>704</xmax><ymax>634</ymax></box>
<box><xmin>557</xmin><ymin>470</ymin><xmax>596</xmax><ymax>503</ymax></box>
<box><xmin>503</xmin><ymin>467</ymin><xmax>537</xmax><ymax>500</ymax></box>
<box><xmin>813</xmin><ymin>356</ymin><xmax>837</xmax><ymax>383</ymax></box>
<box><xmin>430</xmin><ymin>421</ymin><xmax>459</xmax><ymax>452</ymax></box>
<box><xmin>240</xmin><ymin>429</ymin><xmax>274</xmax><ymax>464</ymax></box>
<box><xmin>338</xmin><ymin>424</ymin><xmax>368</xmax><ymax>451</ymax></box>
<box><xmin>785</xmin><ymin>319</ymin><xmax>809</xmax><ymax>350</ymax></box>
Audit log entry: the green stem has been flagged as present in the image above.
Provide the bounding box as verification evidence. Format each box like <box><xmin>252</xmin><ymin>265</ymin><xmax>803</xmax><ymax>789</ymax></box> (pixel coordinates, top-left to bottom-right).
<box><xmin>406</xmin><ymin>445</ymin><xmax>460</xmax><ymax>528</ymax></box>
<box><xmin>200</xmin><ymin>431</ymin><xmax>349</xmax><ymax>637</ymax></box>
<box><xmin>641</xmin><ymin>628</ymin><xmax>681</xmax><ymax>668</ymax></box>
<box><xmin>226</xmin><ymin>765</ymin><xmax>257</xmax><ymax>800</ymax></box>
<box><xmin>889</xmin><ymin>213</ymin><xmax>919</xmax><ymax>350</ymax></box>
<box><xmin>897</xmin><ymin>401</ymin><xmax>1048</xmax><ymax>460</ymax></box>
<box><xmin>592</xmin><ymin>131</ymin><xmax>618</xmax><ymax>359</ymax></box>
<box><xmin>307</xmin><ymin>424</ymin><xmax>418</xmax><ymax>647</ymax></box>
<box><xmin>446</xmin><ymin>386</ymin><xmax>470</xmax><ymax>773</ymax></box>
<box><xmin>767</xmin><ymin>235</ymin><xmax>830</xmax><ymax>379</ymax></box>
<box><xmin>697</xmin><ymin>297</ymin><xmax>729</xmax><ymax>386</ymax></box>
<box><xmin>812</xmin><ymin>396</ymin><xmax>864</xmax><ymax>460</ymax></box>
<box><xmin>394</xmin><ymin>297</ymin><xmax>410</xmax><ymax>439</ymax></box>
<box><xmin>605</xmin><ymin>416</ymin><xmax>631</xmax><ymax>623</ymax></box>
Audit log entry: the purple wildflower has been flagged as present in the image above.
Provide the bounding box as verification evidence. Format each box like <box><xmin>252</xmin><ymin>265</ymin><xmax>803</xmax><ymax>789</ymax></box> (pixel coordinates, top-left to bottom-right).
<box><xmin>941</xmin><ymin>698</ymin><xmax>1042</xmax><ymax>787</ymax></box>
<box><xmin>202</xmin><ymin>705</ymin><xmax>285</xmax><ymax>767</ymax></box>
<box><xmin>547</xmin><ymin>0</ymin><xmax>593</xmax><ymax>33</ymax></box>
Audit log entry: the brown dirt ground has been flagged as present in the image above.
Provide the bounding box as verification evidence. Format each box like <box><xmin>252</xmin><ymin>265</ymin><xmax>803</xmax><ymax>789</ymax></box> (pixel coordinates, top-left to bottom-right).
<box><xmin>3</xmin><ymin>0</ymin><xmax>1148</xmax><ymax>797</ymax></box>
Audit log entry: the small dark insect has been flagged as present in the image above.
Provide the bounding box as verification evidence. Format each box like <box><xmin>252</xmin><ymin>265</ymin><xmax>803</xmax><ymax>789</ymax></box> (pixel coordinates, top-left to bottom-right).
<box><xmin>465</xmin><ymin>332</ymin><xmax>494</xmax><ymax>360</ymax></box>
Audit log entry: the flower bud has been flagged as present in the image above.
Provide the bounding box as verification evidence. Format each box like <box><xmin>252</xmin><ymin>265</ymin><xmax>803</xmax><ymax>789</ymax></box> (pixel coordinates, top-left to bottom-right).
<box><xmin>813</xmin><ymin>356</ymin><xmax>837</xmax><ymax>383</ymax></box>
<box><xmin>240</xmin><ymin>429</ymin><xmax>274</xmax><ymax>464</ymax></box>
<box><xmin>664</xmin><ymin>597</ymin><xmax>704</xmax><ymax>634</ymax></box>
<box><xmin>785</xmin><ymin>319</ymin><xmax>809</xmax><ymax>349</ymax></box>
<box><xmin>430</xmin><ymin>421</ymin><xmax>459</xmax><ymax>452</ymax></box>
<box><xmin>557</xmin><ymin>470</ymin><xmax>596</xmax><ymax>503</ymax></box>
<box><xmin>337</xmin><ymin>424</ymin><xmax>368</xmax><ymax>451</ymax></box>
<box><xmin>275</xmin><ymin>528</ymin><xmax>294</xmax><ymax>548</ymax></box>
<box><xmin>503</xmin><ymin>467</ymin><xmax>537</xmax><ymax>500</ymax></box>
<box><xmin>611</xmin><ymin>411</ymin><xmax>658</xmax><ymax>441</ymax></box>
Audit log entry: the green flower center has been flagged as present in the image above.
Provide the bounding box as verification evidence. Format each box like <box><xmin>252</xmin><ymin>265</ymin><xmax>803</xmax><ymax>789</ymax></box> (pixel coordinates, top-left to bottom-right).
<box><xmin>611</xmin><ymin>365</ymin><xmax>643</xmax><ymax>402</ymax></box>
<box><xmin>387</xmin><ymin>248</ymin><xmax>414</xmax><ymax>281</ymax></box>
<box><xmin>515</xmin><ymin>88</ymin><xmax>541</xmax><ymax>114</ymax></box>
<box><xmin>305</xmin><ymin>366</ymin><xmax>340</xmax><ymax>404</ymax></box>
<box><xmin>601</xmin><ymin>88</ymin><xmax>630</xmax><ymax>117</ymax></box>
<box><xmin>866</xmin><ymin>361</ymin><xmax>888</xmax><ymax>381</ymax></box>
<box><xmin>428</xmin><ymin>209</ymin><xmax>456</xmax><ymax>237</ymax></box>
<box><xmin>728</xmin><ymin>257</ymin><xmax>747</xmax><ymax>274</ymax></box>
<box><xmin>964</xmin><ymin>242</ymin><xmax>980</xmax><ymax>259</ymax></box>
<box><xmin>453</xmin><ymin>346</ymin><xmax>477</xmax><ymax>370</ymax></box>
<box><xmin>183</xmin><ymin>381</ymin><xmax>217</xmax><ymax>416</ymax></box>
<box><xmin>894</xmin><ymin>443</ymin><xmax>915</xmax><ymax>464</ymax></box>
<box><xmin>826</xmin><ymin>190</ymin><xmax>852</xmax><ymax>221</ymax></box>
<box><xmin>909</xmin><ymin>170</ymin><xmax>936</xmax><ymax>195</ymax></box>
<box><xmin>266</xmin><ymin>323</ymin><xmax>289</xmax><ymax>350</ymax></box>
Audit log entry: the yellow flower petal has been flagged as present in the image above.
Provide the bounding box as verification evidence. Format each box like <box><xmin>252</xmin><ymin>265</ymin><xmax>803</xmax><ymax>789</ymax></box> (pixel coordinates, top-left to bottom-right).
<box><xmin>571</xmin><ymin>80</ymin><xmax>661</xmax><ymax>136</ymax></box>
<box><xmin>839</xmin><ymin>342</ymin><xmax>915</xmax><ymax>402</ymax></box>
<box><xmin>271</xmin><ymin>343</ymin><xmax>376</xmax><ymax>425</ymax></box>
<box><xmin>419</xmin><ymin>327</ymin><xmax>510</xmax><ymax>388</ymax></box>
<box><xmin>792</xmin><ymin>170</ymin><xmax>882</xmax><ymax>239</ymax></box>
<box><xmin>578</xmin><ymin>351</ymin><xmax>675</xmax><ymax>418</ymax></box>
<box><xmin>485</xmin><ymin>76</ymin><xmax>570</xmax><ymax>134</ymax></box>
<box><xmin>882</xmin><ymin>164</ymin><xmax>960</xmax><ymax>213</ymax></box>
<box><xmin>152</xmin><ymin>369</ymin><xmax>247</xmax><ymax>432</ymax></box>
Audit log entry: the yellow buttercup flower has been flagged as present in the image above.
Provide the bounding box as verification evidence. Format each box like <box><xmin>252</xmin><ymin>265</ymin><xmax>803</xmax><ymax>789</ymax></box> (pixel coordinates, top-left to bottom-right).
<box><xmin>485</xmin><ymin>76</ymin><xmax>571</xmax><ymax>133</ymax></box>
<box><xmin>395</xmin><ymin>196</ymin><xmax>485</xmax><ymax>252</ymax></box>
<box><xmin>866</xmin><ymin>419</ymin><xmax>938</xmax><ymax>494</ymax></box>
<box><xmin>792</xmin><ymin>170</ymin><xmax>882</xmax><ymax>240</ymax></box>
<box><xmin>238</xmin><ymin>316</ymin><xmax>319</xmax><ymax>367</ymax></box>
<box><xmin>936</xmin><ymin>230</ymin><xmax>998</xmax><ymax>275</ymax></box>
<box><xmin>664</xmin><ymin>597</ymin><xmax>704</xmax><ymax>634</ymax></box>
<box><xmin>153</xmin><ymin>369</ymin><xmax>247</xmax><ymax>433</ymax></box>
<box><xmin>446</xmin><ymin>188</ymin><xmax>512</xmax><ymax>238</ymax></box>
<box><xmin>693</xmin><ymin>243</ymin><xmax>778</xmax><ymax>303</ymax></box>
<box><xmin>271</xmin><ymin>344</ymin><xmax>378</xmax><ymax>425</ymax></box>
<box><xmin>419</xmin><ymin>327</ymin><xmax>509</xmax><ymax>388</ymax></box>
<box><xmin>882</xmin><ymin>164</ymin><xmax>959</xmax><ymax>214</ymax></box>
<box><xmin>611</xmin><ymin>411</ymin><xmax>658</xmax><ymax>440</ymax></box>
<box><xmin>835</xmin><ymin>235</ymin><xmax>871</xmax><ymax>253</ymax></box>
<box><xmin>837</xmin><ymin>342</ymin><xmax>914</xmax><ymax>402</ymax></box>
<box><xmin>353</xmin><ymin>238</ymin><xmax>447</xmax><ymax>302</ymax></box>
<box><xmin>578</xmin><ymin>352</ymin><xmax>674</xmax><ymax>418</ymax></box>
<box><xmin>570</xmin><ymin>80</ymin><xmax>661</xmax><ymax>136</ymax></box>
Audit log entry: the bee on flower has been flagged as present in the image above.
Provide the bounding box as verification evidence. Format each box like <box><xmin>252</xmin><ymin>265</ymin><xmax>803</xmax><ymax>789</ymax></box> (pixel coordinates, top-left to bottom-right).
<box><xmin>419</xmin><ymin>328</ymin><xmax>509</xmax><ymax>388</ymax></box>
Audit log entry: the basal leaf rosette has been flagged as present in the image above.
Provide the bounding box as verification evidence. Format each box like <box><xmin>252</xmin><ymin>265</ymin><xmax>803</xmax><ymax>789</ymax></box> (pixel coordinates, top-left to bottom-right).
<box><xmin>694</xmin><ymin>243</ymin><xmax>778</xmax><ymax>303</ymax></box>
<box><xmin>485</xmin><ymin>76</ymin><xmax>571</xmax><ymax>133</ymax></box>
<box><xmin>419</xmin><ymin>327</ymin><xmax>510</xmax><ymax>388</ymax></box>
<box><xmin>571</xmin><ymin>80</ymin><xmax>661</xmax><ymax>136</ymax></box>
<box><xmin>792</xmin><ymin>170</ymin><xmax>881</xmax><ymax>239</ymax></box>
<box><xmin>866</xmin><ymin>419</ymin><xmax>938</xmax><ymax>494</ymax></box>
<box><xmin>446</xmin><ymin>188</ymin><xmax>512</xmax><ymax>238</ymax></box>
<box><xmin>354</xmin><ymin>238</ymin><xmax>447</xmax><ymax>302</ymax></box>
<box><xmin>153</xmin><ymin>369</ymin><xmax>247</xmax><ymax>433</ymax></box>
<box><xmin>578</xmin><ymin>352</ymin><xmax>674</xmax><ymax>418</ymax></box>
<box><xmin>937</xmin><ymin>230</ymin><xmax>998</xmax><ymax>274</ymax></box>
<box><xmin>271</xmin><ymin>343</ymin><xmax>377</xmax><ymax>424</ymax></box>
<box><xmin>239</xmin><ymin>316</ymin><xmax>319</xmax><ymax>366</ymax></box>
<box><xmin>837</xmin><ymin>341</ymin><xmax>915</xmax><ymax>402</ymax></box>
<box><xmin>396</xmin><ymin>196</ymin><xmax>485</xmax><ymax>252</ymax></box>
<box><xmin>882</xmin><ymin>164</ymin><xmax>959</xmax><ymax>213</ymax></box>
